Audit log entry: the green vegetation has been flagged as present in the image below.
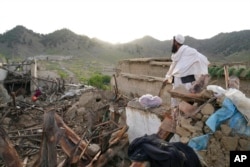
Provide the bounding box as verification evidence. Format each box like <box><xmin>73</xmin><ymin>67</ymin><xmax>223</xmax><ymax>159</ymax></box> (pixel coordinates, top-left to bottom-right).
<box><xmin>228</xmin><ymin>68</ymin><xmax>236</xmax><ymax>76</ymax></box>
<box><xmin>216</xmin><ymin>68</ymin><xmax>224</xmax><ymax>78</ymax></box>
<box><xmin>208</xmin><ymin>66</ymin><xmax>250</xmax><ymax>79</ymax></box>
<box><xmin>0</xmin><ymin>54</ymin><xmax>6</xmax><ymax>63</ymax></box>
<box><xmin>1</xmin><ymin>25</ymin><xmax>250</xmax><ymax>63</ymax></box>
<box><xmin>44</xmin><ymin>61</ymin><xmax>60</xmax><ymax>71</ymax></box>
<box><xmin>57</xmin><ymin>70</ymin><xmax>68</xmax><ymax>79</ymax></box>
<box><xmin>234</xmin><ymin>68</ymin><xmax>245</xmax><ymax>77</ymax></box>
<box><xmin>87</xmin><ymin>72</ymin><xmax>111</xmax><ymax>90</ymax></box>
<box><xmin>42</xmin><ymin>58</ymin><xmax>113</xmax><ymax>90</ymax></box>
<box><xmin>208</xmin><ymin>66</ymin><xmax>222</xmax><ymax>77</ymax></box>
<box><xmin>246</xmin><ymin>69</ymin><xmax>250</xmax><ymax>79</ymax></box>
<box><xmin>1</xmin><ymin>26</ymin><xmax>249</xmax><ymax>85</ymax></box>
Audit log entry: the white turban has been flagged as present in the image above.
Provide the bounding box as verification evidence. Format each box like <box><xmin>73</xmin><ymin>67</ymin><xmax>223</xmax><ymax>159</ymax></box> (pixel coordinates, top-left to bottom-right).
<box><xmin>174</xmin><ymin>34</ymin><xmax>185</xmax><ymax>44</ymax></box>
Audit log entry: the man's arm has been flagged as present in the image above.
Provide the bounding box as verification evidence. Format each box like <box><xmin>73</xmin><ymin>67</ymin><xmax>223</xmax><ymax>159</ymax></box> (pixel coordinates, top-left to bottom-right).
<box><xmin>164</xmin><ymin>61</ymin><xmax>177</xmax><ymax>84</ymax></box>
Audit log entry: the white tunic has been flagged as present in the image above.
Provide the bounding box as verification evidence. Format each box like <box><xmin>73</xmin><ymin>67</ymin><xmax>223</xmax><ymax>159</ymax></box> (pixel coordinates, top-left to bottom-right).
<box><xmin>168</xmin><ymin>45</ymin><xmax>210</xmax><ymax>78</ymax></box>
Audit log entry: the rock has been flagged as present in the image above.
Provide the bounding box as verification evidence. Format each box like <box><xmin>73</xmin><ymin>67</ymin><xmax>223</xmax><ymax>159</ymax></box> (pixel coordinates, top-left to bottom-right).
<box><xmin>176</xmin><ymin>126</ymin><xmax>191</xmax><ymax>137</ymax></box>
<box><xmin>77</xmin><ymin>107</ymin><xmax>86</xmax><ymax>116</ymax></box>
<box><xmin>238</xmin><ymin>138</ymin><xmax>250</xmax><ymax>150</ymax></box>
<box><xmin>180</xmin><ymin>117</ymin><xmax>202</xmax><ymax>133</ymax></box>
<box><xmin>220</xmin><ymin>124</ymin><xmax>232</xmax><ymax>136</ymax></box>
<box><xmin>87</xmin><ymin>143</ymin><xmax>101</xmax><ymax>157</ymax></box>
<box><xmin>65</xmin><ymin>105</ymin><xmax>77</xmax><ymax>120</ymax></box>
<box><xmin>200</xmin><ymin>103</ymin><xmax>214</xmax><ymax>115</ymax></box>
<box><xmin>221</xmin><ymin>136</ymin><xmax>239</xmax><ymax>151</ymax></box>
<box><xmin>0</xmin><ymin>84</ymin><xmax>10</xmax><ymax>104</ymax></box>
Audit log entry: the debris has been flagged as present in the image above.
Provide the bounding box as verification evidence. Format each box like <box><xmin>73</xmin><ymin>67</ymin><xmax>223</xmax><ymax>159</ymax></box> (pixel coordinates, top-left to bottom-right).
<box><xmin>0</xmin><ymin>126</ymin><xmax>23</xmax><ymax>167</ymax></box>
<box><xmin>0</xmin><ymin>60</ymin><xmax>131</xmax><ymax>167</ymax></box>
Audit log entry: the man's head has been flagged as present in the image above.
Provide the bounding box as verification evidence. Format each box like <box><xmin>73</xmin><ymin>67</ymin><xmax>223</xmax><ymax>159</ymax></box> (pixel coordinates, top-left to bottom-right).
<box><xmin>172</xmin><ymin>34</ymin><xmax>185</xmax><ymax>53</ymax></box>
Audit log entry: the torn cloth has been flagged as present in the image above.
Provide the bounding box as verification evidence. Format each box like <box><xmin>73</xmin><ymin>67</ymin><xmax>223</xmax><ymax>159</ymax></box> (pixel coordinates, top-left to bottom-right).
<box><xmin>128</xmin><ymin>134</ymin><xmax>201</xmax><ymax>167</ymax></box>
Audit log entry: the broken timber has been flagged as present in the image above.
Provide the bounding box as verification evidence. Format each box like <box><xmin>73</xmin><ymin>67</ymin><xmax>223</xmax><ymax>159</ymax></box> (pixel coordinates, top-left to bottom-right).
<box><xmin>0</xmin><ymin>126</ymin><xmax>22</xmax><ymax>167</ymax></box>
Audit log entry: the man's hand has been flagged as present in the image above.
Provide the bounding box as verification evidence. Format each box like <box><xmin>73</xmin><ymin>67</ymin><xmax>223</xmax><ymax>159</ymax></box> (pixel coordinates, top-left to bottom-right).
<box><xmin>165</xmin><ymin>74</ymin><xmax>171</xmax><ymax>80</ymax></box>
<box><xmin>163</xmin><ymin>74</ymin><xmax>172</xmax><ymax>84</ymax></box>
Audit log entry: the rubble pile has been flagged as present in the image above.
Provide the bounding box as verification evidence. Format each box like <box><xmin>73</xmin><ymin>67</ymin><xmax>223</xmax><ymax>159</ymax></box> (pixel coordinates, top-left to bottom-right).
<box><xmin>1</xmin><ymin>59</ymin><xmax>250</xmax><ymax>167</ymax></box>
<box><xmin>170</xmin><ymin>87</ymin><xmax>250</xmax><ymax>167</ymax></box>
<box><xmin>0</xmin><ymin>76</ymin><xmax>131</xmax><ymax>167</ymax></box>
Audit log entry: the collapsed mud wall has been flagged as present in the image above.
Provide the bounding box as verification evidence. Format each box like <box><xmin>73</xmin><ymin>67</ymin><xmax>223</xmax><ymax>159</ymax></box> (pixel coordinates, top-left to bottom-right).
<box><xmin>111</xmin><ymin>58</ymin><xmax>173</xmax><ymax>106</ymax></box>
<box><xmin>111</xmin><ymin>58</ymin><xmax>250</xmax><ymax>104</ymax></box>
<box><xmin>113</xmin><ymin>58</ymin><xmax>250</xmax><ymax>167</ymax></box>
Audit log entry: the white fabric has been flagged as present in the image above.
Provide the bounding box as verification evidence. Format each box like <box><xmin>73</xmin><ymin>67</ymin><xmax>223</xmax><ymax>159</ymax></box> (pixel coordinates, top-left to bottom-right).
<box><xmin>168</xmin><ymin>45</ymin><xmax>210</xmax><ymax>78</ymax></box>
<box><xmin>166</xmin><ymin>45</ymin><xmax>209</xmax><ymax>108</ymax></box>
<box><xmin>175</xmin><ymin>34</ymin><xmax>185</xmax><ymax>44</ymax></box>
<box><xmin>171</xmin><ymin>77</ymin><xmax>192</xmax><ymax>108</ymax></box>
<box><xmin>207</xmin><ymin>85</ymin><xmax>226</xmax><ymax>97</ymax></box>
<box><xmin>225</xmin><ymin>88</ymin><xmax>250</xmax><ymax>125</ymax></box>
<box><xmin>207</xmin><ymin>85</ymin><xmax>250</xmax><ymax>125</ymax></box>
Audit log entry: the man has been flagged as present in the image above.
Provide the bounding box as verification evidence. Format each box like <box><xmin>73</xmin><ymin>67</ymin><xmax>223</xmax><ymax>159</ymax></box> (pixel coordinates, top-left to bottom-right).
<box><xmin>164</xmin><ymin>34</ymin><xmax>210</xmax><ymax>108</ymax></box>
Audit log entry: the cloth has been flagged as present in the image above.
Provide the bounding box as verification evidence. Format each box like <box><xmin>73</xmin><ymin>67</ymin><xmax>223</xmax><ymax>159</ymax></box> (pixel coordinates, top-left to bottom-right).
<box><xmin>225</xmin><ymin>88</ymin><xmax>250</xmax><ymax>125</ymax></box>
<box><xmin>128</xmin><ymin>134</ymin><xmax>201</xmax><ymax>167</ymax></box>
<box><xmin>207</xmin><ymin>85</ymin><xmax>250</xmax><ymax>125</ymax></box>
<box><xmin>166</xmin><ymin>45</ymin><xmax>209</xmax><ymax>107</ymax></box>
<box><xmin>206</xmin><ymin>98</ymin><xmax>237</xmax><ymax>132</ymax></box>
<box><xmin>34</xmin><ymin>89</ymin><xmax>42</xmax><ymax>97</ymax></box>
<box><xmin>206</xmin><ymin>85</ymin><xmax>226</xmax><ymax>97</ymax></box>
<box><xmin>228</xmin><ymin>111</ymin><xmax>250</xmax><ymax>136</ymax></box>
<box><xmin>188</xmin><ymin>134</ymin><xmax>211</xmax><ymax>151</ymax></box>
<box><xmin>206</xmin><ymin>97</ymin><xmax>250</xmax><ymax>136</ymax></box>
<box><xmin>168</xmin><ymin>45</ymin><xmax>210</xmax><ymax>78</ymax></box>
<box><xmin>139</xmin><ymin>94</ymin><xmax>162</xmax><ymax>108</ymax></box>
<box><xmin>174</xmin><ymin>34</ymin><xmax>185</xmax><ymax>44</ymax></box>
<box><xmin>171</xmin><ymin>78</ymin><xmax>192</xmax><ymax>108</ymax></box>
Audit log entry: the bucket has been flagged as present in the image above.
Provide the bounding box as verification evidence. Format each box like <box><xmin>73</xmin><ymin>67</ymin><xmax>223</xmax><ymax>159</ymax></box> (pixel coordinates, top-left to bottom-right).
<box><xmin>0</xmin><ymin>68</ymin><xmax>8</xmax><ymax>81</ymax></box>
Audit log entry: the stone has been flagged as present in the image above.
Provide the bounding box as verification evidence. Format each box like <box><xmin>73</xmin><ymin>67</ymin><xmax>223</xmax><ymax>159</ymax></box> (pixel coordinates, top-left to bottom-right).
<box><xmin>221</xmin><ymin>136</ymin><xmax>239</xmax><ymax>151</ymax></box>
<box><xmin>238</xmin><ymin>138</ymin><xmax>250</xmax><ymax>150</ymax></box>
<box><xmin>201</xmin><ymin>103</ymin><xmax>214</xmax><ymax>115</ymax></box>
<box><xmin>176</xmin><ymin>126</ymin><xmax>191</xmax><ymax>137</ymax></box>
<box><xmin>220</xmin><ymin>124</ymin><xmax>232</xmax><ymax>136</ymax></box>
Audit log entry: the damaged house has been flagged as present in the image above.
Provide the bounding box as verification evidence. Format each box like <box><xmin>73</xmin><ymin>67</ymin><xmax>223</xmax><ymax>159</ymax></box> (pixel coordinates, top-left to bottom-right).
<box><xmin>0</xmin><ymin>58</ymin><xmax>250</xmax><ymax>167</ymax></box>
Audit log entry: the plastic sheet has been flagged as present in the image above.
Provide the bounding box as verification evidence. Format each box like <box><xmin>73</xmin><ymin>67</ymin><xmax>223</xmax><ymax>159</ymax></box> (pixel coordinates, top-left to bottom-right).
<box><xmin>205</xmin><ymin>98</ymin><xmax>237</xmax><ymax>132</ymax></box>
<box><xmin>188</xmin><ymin>134</ymin><xmax>211</xmax><ymax>151</ymax></box>
<box><xmin>228</xmin><ymin>112</ymin><xmax>250</xmax><ymax>136</ymax></box>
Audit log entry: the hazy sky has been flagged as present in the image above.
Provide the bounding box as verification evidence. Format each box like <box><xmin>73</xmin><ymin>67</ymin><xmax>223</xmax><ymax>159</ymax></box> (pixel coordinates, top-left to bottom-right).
<box><xmin>1</xmin><ymin>0</ymin><xmax>250</xmax><ymax>43</ymax></box>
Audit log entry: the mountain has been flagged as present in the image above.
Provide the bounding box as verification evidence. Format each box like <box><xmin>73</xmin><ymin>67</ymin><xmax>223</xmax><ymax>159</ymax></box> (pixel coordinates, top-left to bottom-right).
<box><xmin>0</xmin><ymin>25</ymin><xmax>250</xmax><ymax>63</ymax></box>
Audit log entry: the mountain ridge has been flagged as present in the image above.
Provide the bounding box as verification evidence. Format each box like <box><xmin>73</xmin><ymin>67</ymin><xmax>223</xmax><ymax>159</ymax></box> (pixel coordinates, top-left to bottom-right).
<box><xmin>0</xmin><ymin>25</ymin><xmax>250</xmax><ymax>63</ymax></box>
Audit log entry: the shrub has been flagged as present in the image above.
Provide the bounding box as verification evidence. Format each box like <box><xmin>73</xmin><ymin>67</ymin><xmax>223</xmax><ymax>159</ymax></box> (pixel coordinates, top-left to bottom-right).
<box><xmin>58</xmin><ymin>70</ymin><xmax>68</xmax><ymax>79</ymax></box>
<box><xmin>234</xmin><ymin>68</ymin><xmax>245</xmax><ymax>77</ymax></box>
<box><xmin>88</xmin><ymin>73</ymin><xmax>111</xmax><ymax>90</ymax></box>
<box><xmin>228</xmin><ymin>67</ymin><xmax>236</xmax><ymax>76</ymax></box>
<box><xmin>246</xmin><ymin>69</ymin><xmax>250</xmax><ymax>79</ymax></box>
<box><xmin>216</xmin><ymin>68</ymin><xmax>224</xmax><ymax>77</ymax></box>
<box><xmin>209</xmin><ymin>66</ymin><xmax>222</xmax><ymax>77</ymax></box>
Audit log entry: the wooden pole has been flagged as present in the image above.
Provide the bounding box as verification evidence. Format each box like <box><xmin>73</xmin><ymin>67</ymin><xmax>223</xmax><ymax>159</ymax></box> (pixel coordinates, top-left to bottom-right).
<box><xmin>224</xmin><ymin>65</ymin><xmax>229</xmax><ymax>89</ymax></box>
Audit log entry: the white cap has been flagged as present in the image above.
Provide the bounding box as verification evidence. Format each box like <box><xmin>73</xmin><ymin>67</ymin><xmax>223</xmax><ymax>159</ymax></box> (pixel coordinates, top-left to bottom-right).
<box><xmin>174</xmin><ymin>34</ymin><xmax>185</xmax><ymax>44</ymax></box>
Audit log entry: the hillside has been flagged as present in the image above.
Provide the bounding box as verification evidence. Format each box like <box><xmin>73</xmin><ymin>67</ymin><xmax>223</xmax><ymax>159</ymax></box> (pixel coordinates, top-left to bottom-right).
<box><xmin>0</xmin><ymin>25</ymin><xmax>250</xmax><ymax>64</ymax></box>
